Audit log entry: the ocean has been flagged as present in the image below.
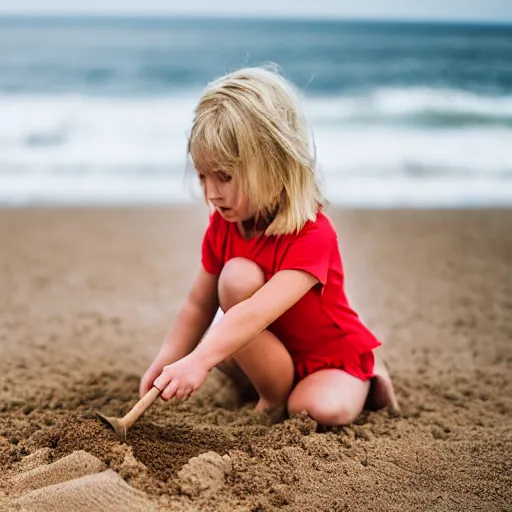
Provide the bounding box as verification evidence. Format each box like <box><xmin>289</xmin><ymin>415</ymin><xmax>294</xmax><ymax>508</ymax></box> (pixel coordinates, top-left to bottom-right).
<box><xmin>1</xmin><ymin>16</ymin><xmax>512</xmax><ymax>207</ymax></box>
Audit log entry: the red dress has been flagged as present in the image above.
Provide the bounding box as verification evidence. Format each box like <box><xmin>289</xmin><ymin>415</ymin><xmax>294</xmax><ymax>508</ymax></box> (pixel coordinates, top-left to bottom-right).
<box><xmin>201</xmin><ymin>210</ymin><xmax>381</xmax><ymax>383</ymax></box>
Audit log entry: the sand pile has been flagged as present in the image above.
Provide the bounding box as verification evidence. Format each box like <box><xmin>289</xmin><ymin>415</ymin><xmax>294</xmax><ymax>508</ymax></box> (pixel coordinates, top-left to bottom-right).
<box><xmin>0</xmin><ymin>207</ymin><xmax>511</xmax><ymax>511</ymax></box>
<box><xmin>176</xmin><ymin>451</ymin><xmax>232</xmax><ymax>498</ymax></box>
<box><xmin>10</xmin><ymin>450</ymin><xmax>105</xmax><ymax>493</ymax></box>
<box><xmin>12</xmin><ymin>469</ymin><xmax>155</xmax><ymax>512</ymax></box>
<box><xmin>2</xmin><ymin>448</ymin><xmax>156</xmax><ymax>511</ymax></box>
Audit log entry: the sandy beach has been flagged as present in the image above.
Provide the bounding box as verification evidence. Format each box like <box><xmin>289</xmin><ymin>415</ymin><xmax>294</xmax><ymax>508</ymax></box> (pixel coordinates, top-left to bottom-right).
<box><xmin>0</xmin><ymin>206</ymin><xmax>511</xmax><ymax>511</ymax></box>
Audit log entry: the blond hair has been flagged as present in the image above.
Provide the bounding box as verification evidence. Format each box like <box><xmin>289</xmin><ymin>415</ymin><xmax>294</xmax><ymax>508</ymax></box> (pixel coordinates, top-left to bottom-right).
<box><xmin>187</xmin><ymin>64</ymin><xmax>325</xmax><ymax>236</ymax></box>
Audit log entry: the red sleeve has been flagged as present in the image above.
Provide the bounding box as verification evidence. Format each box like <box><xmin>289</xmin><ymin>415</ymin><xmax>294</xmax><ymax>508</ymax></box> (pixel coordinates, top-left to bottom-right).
<box><xmin>278</xmin><ymin>215</ymin><xmax>336</xmax><ymax>286</ymax></box>
<box><xmin>201</xmin><ymin>211</ymin><xmax>225</xmax><ymax>275</ymax></box>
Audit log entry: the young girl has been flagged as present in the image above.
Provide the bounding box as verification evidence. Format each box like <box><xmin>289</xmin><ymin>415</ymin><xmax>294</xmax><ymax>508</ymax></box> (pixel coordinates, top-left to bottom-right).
<box><xmin>139</xmin><ymin>65</ymin><xmax>399</xmax><ymax>426</ymax></box>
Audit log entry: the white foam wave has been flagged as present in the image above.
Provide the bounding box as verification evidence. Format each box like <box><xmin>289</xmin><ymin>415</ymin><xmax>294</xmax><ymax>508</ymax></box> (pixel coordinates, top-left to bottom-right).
<box><xmin>306</xmin><ymin>87</ymin><xmax>512</xmax><ymax>123</ymax></box>
<box><xmin>0</xmin><ymin>93</ymin><xmax>198</xmax><ymax>172</ymax></box>
<box><xmin>1</xmin><ymin>89</ymin><xmax>512</xmax><ymax>206</ymax></box>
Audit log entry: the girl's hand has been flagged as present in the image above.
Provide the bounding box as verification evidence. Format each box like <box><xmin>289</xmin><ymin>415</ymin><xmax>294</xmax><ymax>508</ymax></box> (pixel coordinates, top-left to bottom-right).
<box><xmin>153</xmin><ymin>355</ymin><xmax>209</xmax><ymax>401</ymax></box>
<box><xmin>140</xmin><ymin>360</ymin><xmax>166</xmax><ymax>398</ymax></box>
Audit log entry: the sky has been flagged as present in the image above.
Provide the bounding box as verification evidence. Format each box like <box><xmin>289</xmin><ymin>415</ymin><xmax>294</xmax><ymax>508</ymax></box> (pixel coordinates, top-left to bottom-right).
<box><xmin>1</xmin><ymin>0</ymin><xmax>512</xmax><ymax>22</ymax></box>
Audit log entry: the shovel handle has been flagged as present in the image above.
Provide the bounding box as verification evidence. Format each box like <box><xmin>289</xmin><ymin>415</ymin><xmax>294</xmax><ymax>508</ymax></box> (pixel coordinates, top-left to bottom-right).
<box><xmin>121</xmin><ymin>386</ymin><xmax>161</xmax><ymax>429</ymax></box>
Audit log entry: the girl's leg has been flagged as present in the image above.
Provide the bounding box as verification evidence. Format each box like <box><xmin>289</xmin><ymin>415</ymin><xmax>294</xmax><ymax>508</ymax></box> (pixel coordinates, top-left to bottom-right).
<box><xmin>215</xmin><ymin>257</ymin><xmax>295</xmax><ymax>410</ymax></box>
<box><xmin>213</xmin><ymin>257</ymin><xmax>399</xmax><ymax>420</ymax></box>
<box><xmin>287</xmin><ymin>369</ymin><xmax>370</xmax><ymax>426</ymax></box>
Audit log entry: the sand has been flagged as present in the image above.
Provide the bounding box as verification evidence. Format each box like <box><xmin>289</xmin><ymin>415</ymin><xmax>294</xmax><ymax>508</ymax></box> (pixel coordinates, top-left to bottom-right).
<box><xmin>0</xmin><ymin>206</ymin><xmax>511</xmax><ymax>511</ymax></box>
<box><xmin>10</xmin><ymin>450</ymin><xmax>105</xmax><ymax>493</ymax></box>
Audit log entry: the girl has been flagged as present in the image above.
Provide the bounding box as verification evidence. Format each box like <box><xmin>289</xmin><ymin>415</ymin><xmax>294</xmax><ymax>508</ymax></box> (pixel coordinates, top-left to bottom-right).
<box><xmin>140</xmin><ymin>65</ymin><xmax>399</xmax><ymax>426</ymax></box>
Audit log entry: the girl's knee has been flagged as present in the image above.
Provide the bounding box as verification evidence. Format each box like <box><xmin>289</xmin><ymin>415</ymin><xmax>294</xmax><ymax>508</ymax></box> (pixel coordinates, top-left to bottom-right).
<box><xmin>287</xmin><ymin>394</ymin><xmax>360</xmax><ymax>427</ymax></box>
<box><xmin>218</xmin><ymin>257</ymin><xmax>265</xmax><ymax>310</ymax></box>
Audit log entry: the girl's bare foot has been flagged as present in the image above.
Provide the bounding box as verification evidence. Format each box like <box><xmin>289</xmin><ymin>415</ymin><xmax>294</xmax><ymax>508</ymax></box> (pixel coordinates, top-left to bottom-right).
<box><xmin>255</xmin><ymin>399</ymin><xmax>288</xmax><ymax>424</ymax></box>
<box><xmin>366</xmin><ymin>351</ymin><xmax>400</xmax><ymax>414</ymax></box>
<box><xmin>254</xmin><ymin>398</ymin><xmax>272</xmax><ymax>412</ymax></box>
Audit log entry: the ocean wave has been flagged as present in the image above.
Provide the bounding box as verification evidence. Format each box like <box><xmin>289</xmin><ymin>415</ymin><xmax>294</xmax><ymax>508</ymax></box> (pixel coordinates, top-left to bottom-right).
<box><xmin>1</xmin><ymin>89</ymin><xmax>512</xmax><ymax>206</ymax></box>
<box><xmin>307</xmin><ymin>88</ymin><xmax>512</xmax><ymax>127</ymax></box>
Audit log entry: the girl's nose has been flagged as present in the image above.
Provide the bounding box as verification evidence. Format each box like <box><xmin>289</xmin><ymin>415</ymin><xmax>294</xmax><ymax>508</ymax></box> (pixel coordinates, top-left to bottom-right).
<box><xmin>205</xmin><ymin>176</ymin><xmax>221</xmax><ymax>201</ymax></box>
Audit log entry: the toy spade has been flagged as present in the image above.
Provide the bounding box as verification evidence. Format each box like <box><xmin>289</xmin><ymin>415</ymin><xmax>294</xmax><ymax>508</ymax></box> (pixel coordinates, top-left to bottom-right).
<box><xmin>96</xmin><ymin>386</ymin><xmax>161</xmax><ymax>442</ymax></box>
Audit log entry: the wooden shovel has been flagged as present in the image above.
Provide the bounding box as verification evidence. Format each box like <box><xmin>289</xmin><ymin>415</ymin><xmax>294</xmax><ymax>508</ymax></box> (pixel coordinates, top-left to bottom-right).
<box><xmin>96</xmin><ymin>386</ymin><xmax>161</xmax><ymax>442</ymax></box>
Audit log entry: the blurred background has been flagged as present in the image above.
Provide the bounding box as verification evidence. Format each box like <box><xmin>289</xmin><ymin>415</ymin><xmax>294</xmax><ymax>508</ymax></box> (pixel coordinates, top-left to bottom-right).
<box><xmin>1</xmin><ymin>1</ymin><xmax>512</xmax><ymax>207</ymax></box>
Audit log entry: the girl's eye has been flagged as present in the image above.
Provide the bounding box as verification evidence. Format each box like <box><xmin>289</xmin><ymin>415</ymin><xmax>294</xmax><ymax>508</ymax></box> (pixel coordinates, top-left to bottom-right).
<box><xmin>217</xmin><ymin>172</ymin><xmax>231</xmax><ymax>183</ymax></box>
<box><xmin>198</xmin><ymin>173</ymin><xmax>205</xmax><ymax>181</ymax></box>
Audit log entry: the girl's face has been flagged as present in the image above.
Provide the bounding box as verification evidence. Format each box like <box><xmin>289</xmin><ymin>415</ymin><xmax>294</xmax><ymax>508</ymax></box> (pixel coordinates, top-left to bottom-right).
<box><xmin>197</xmin><ymin>167</ymin><xmax>253</xmax><ymax>222</ymax></box>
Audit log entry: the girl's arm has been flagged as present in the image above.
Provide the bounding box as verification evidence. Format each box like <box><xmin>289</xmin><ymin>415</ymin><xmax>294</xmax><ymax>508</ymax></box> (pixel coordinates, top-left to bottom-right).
<box><xmin>139</xmin><ymin>266</ymin><xmax>219</xmax><ymax>396</ymax></box>
<box><xmin>153</xmin><ymin>269</ymin><xmax>319</xmax><ymax>400</ymax></box>
<box><xmin>192</xmin><ymin>269</ymin><xmax>318</xmax><ymax>369</ymax></box>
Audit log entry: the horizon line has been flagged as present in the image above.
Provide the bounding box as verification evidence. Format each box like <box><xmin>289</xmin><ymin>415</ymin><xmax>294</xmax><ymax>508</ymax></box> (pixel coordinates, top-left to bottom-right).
<box><xmin>1</xmin><ymin>12</ymin><xmax>512</xmax><ymax>26</ymax></box>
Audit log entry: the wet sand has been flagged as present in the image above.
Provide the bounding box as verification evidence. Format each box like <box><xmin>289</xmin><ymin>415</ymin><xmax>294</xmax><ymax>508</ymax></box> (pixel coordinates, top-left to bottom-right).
<box><xmin>0</xmin><ymin>206</ymin><xmax>511</xmax><ymax>511</ymax></box>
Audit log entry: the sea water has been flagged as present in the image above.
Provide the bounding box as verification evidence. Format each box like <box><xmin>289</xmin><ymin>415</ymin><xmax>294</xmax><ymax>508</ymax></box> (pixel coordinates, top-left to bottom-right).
<box><xmin>1</xmin><ymin>16</ymin><xmax>512</xmax><ymax>206</ymax></box>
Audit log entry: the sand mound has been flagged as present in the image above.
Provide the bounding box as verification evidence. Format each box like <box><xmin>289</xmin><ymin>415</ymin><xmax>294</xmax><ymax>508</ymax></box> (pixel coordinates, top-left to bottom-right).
<box><xmin>12</xmin><ymin>469</ymin><xmax>156</xmax><ymax>512</ymax></box>
<box><xmin>15</xmin><ymin>448</ymin><xmax>53</xmax><ymax>473</ymax></box>
<box><xmin>11</xmin><ymin>450</ymin><xmax>105</xmax><ymax>494</ymax></box>
<box><xmin>177</xmin><ymin>451</ymin><xmax>232</xmax><ymax>498</ymax></box>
